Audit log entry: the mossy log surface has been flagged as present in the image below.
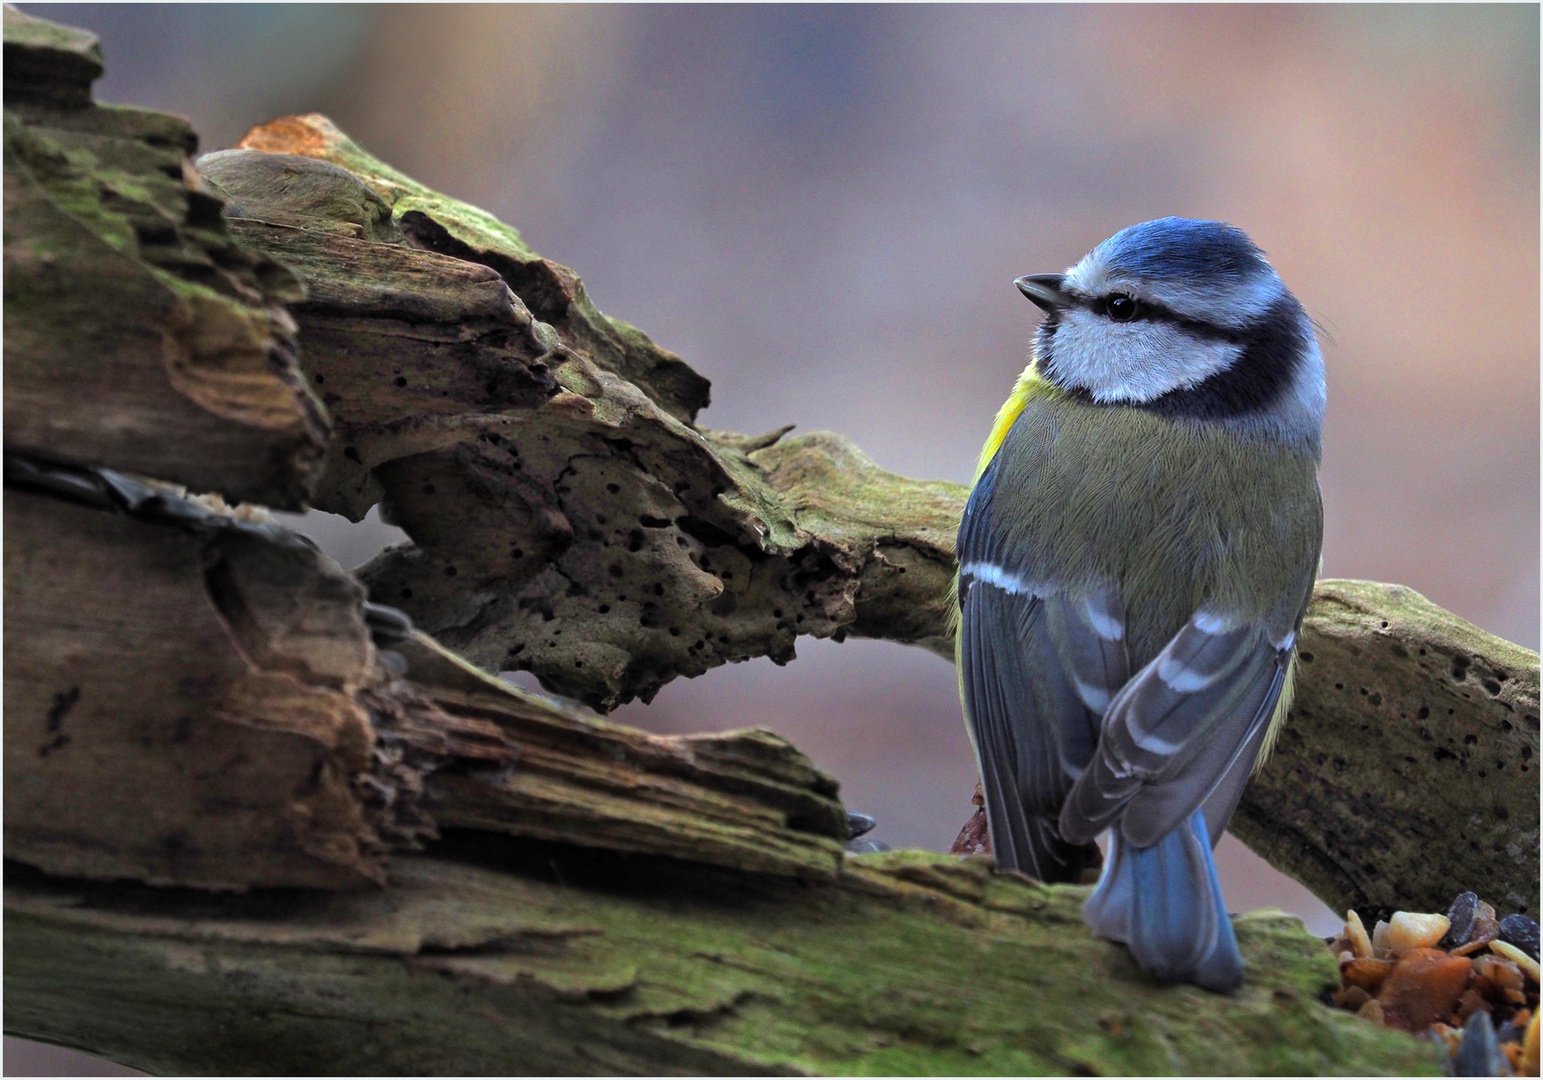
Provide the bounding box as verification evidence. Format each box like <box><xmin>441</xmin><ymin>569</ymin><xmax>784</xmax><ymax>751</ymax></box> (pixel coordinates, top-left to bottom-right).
<box><xmin>4</xmin><ymin>848</ymin><xmax>1440</xmax><ymax>1076</ymax></box>
<box><xmin>0</xmin><ymin>8</ymin><xmax>1532</xmax><ymax>1075</ymax></box>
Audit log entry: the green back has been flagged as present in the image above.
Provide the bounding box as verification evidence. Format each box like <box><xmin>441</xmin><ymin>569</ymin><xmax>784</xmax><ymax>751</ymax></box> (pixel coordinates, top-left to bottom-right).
<box><xmin>984</xmin><ymin>394</ymin><xmax>1323</xmax><ymax>664</ymax></box>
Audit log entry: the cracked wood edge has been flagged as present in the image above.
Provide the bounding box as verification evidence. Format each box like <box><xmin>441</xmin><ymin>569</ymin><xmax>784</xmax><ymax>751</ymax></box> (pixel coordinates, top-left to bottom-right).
<box><xmin>3</xmin><ymin>8</ymin><xmax>327</xmax><ymax>508</ymax></box>
<box><xmin>3</xmin><ymin>460</ymin><xmax>846</xmax><ymax>890</ymax></box>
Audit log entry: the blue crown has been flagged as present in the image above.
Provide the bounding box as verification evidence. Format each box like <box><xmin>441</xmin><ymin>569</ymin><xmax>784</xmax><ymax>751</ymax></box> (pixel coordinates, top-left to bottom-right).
<box><xmin>1092</xmin><ymin>217</ymin><xmax>1269</xmax><ymax>285</ymax></box>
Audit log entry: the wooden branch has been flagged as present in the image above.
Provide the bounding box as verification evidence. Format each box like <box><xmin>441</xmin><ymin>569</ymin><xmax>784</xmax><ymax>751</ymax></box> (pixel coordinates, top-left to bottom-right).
<box><xmin>1235</xmin><ymin>579</ymin><xmax>1540</xmax><ymax>922</ymax></box>
<box><xmin>202</xmin><ymin>114</ymin><xmax>1539</xmax><ymax>922</ymax></box>
<box><xmin>4</xmin><ymin>850</ymin><xmax>1438</xmax><ymax>1076</ymax></box>
<box><xmin>199</xmin><ymin>120</ymin><xmax>964</xmax><ymax>712</ymax></box>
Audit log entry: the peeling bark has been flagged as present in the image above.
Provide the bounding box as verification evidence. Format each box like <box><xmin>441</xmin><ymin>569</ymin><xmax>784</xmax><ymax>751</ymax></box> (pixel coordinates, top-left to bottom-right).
<box><xmin>4</xmin><ymin>464</ymin><xmax>385</xmax><ymax>889</ymax></box>
<box><xmin>3</xmin><ymin>454</ymin><xmax>848</xmax><ymax>889</ymax></box>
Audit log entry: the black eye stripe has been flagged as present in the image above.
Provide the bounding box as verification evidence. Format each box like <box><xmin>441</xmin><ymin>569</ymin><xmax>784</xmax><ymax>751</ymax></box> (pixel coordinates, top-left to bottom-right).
<box><xmin>1072</xmin><ymin>292</ymin><xmax>1246</xmax><ymax>344</ymax></box>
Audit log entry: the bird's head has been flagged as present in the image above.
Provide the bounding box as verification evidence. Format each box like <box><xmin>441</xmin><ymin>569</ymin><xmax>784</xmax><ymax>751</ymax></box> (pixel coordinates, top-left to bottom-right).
<box><xmin>1017</xmin><ymin>217</ymin><xmax>1324</xmax><ymax>450</ymax></box>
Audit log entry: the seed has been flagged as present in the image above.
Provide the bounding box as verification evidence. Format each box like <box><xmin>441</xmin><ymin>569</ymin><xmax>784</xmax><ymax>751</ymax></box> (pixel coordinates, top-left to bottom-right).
<box><xmin>1377</xmin><ymin>948</ymin><xmax>1473</xmax><ymax>1032</ymax></box>
<box><xmin>1385</xmin><ymin>911</ymin><xmax>1452</xmax><ymax>954</ymax></box>
<box><xmin>1342</xmin><ymin>956</ymin><xmax>1395</xmax><ymax>992</ymax></box>
<box><xmin>1443</xmin><ymin>891</ymin><xmax>1481</xmax><ymax>949</ymax></box>
<box><xmin>1454</xmin><ymin>1011</ymin><xmax>1506</xmax><ymax>1078</ymax></box>
<box><xmin>1500</xmin><ymin>914</ymin><xmax>1540</xmax><ymax>962</ymax></box>
<box><xmin>1475</xmin><ymin>953</ymin><xmax>1527</xmax><ymax>994</ymax></box>
<box><xmin>1489</xmin><ymin>939</ymin><xmax>1541</xmax><ymax>985</ymax></box>
<box><xmin>1346</xmin><ymin>909</ymin><xmax>1374</xmax><ymax>959</ymax></box>
<box><xmin>1454</xmin><ymin>987</ymin><xmax>1492</xmax><ymax>1024</ymax></box>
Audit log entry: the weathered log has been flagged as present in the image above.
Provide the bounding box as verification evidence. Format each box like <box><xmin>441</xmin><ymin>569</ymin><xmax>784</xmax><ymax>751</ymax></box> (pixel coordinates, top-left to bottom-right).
<box><xmin>204</xmin><ymin>114</ymin><xmax>1539</xmax><ymax>922</ymax></box>
<box><xmin>3</xmin><ymin>454</ymin><xmax>847</xmax><ymax>889</ymax></box>
<box><xmin>1235</xmin><ymin>579</ymin><xmax>1540</xmax><ymax>922</ymax></box>
<box><xmin>199</xmin><ymin>119</ymin><xmax>963</xmax><ymax>712</ymax></box>
<box><xmin>3</xmin><ymin>849</ymin><xmax>1439</xmax><ymax>1076</ymax></box>
<box><xmin>2</xmin><ymin>9</ymin><xmax>326</xmax><ymax>509</ymax></box>
<box><xmin>4</xmin><ymin>471</ymin><xmax>387</xmax><ymax>890</ymax></box>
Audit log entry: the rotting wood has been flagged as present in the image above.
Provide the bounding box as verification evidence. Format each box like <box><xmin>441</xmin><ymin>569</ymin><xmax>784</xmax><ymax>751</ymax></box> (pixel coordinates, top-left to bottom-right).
<box><xmin>205</xmin><ymin>113</ymin><xmax>1539</xmax><ymax>920</ymax></box>
<box><xmin>3</xmin><ymin>452</ymin><xmax>847</xmax><ymax>889</ymax></box>
<box><xmin>4</xmin><ymin>460</ymin><xmax>388</xmax><ymax>889</ymax></box>
<box><xmin>3</xmin><ymin>8</ymin><xmax>327</xmax><ymax>509</ymax></box>
<box><xmin>201</xmin><ymin>123</ymin><xmax>965</xmax><ymax>712</ymax></box>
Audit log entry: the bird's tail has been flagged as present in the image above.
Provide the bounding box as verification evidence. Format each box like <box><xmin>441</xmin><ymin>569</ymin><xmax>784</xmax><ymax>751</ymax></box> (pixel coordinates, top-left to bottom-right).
<box><xmin>1082</xmin><ymin>809</ymin><xmax>1244</xmax><ymax>993</ymax></box>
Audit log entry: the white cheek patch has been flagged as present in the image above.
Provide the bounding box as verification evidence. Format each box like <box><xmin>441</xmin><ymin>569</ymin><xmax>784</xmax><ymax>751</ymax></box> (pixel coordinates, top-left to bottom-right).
<box><xmin>1046</xmin><ymin>310</ymin><xmax>1243</xmax><ymax>403</ymax></box>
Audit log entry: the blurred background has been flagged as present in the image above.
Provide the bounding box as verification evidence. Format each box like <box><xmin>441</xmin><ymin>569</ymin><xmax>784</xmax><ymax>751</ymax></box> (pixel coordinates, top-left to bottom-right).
<box><xmin>9</xmin><ymin>5</ymin><xmax>1538</xmax><ymax>1074</ymax></box>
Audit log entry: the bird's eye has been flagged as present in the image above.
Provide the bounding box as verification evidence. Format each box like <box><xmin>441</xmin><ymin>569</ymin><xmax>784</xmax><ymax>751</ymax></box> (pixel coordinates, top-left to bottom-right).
<box><xmin>1106</xmin><ymin>294</ymin><xmax>1138</xmax><ymax>322</ymax></box>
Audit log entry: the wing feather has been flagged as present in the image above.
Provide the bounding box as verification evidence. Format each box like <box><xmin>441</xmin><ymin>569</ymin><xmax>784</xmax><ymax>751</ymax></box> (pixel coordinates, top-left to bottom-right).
<box><xmin>958</xmin><ymin>567</ymin><xmax>1126</xmax><ymax>881</ymax></box>
<box><xmin>1058</xmin><ymin>614</ymin><xmax>1291</xmax><ymax>848</ymax></box>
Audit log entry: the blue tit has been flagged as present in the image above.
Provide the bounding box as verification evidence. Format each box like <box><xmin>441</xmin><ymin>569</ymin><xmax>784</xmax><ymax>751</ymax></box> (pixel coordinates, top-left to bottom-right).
<box><xmin>955</xmin><ymin>217</ymin><xmax>1324</xmax><ymax>993</ymax></box>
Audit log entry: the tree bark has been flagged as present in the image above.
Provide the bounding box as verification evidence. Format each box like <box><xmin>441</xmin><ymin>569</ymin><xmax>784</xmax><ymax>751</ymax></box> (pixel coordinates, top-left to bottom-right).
<box><xmin>1</xmin><ymin>7</ymin><xmax>1531</xmax><ymax>1075</ymax></box>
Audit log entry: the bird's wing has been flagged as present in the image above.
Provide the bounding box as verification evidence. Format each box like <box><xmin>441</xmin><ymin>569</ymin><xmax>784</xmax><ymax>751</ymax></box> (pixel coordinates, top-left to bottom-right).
<box><xmin>958</xmin><ymin>563</ymin><xmax>1130</xmax><ymax>881</ymax></box>
<box><xmin>1058</xmin><ymin>612</ymin><xmax>1293</xmax><ymax>849</ymax></box>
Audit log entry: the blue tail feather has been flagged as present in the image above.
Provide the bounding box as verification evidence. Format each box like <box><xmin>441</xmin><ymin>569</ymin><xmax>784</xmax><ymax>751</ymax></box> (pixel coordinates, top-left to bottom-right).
<box><xmin>1082</xmin><ymin>809</ymin><xmax>1244</xmax><ymax>993</ymax></box>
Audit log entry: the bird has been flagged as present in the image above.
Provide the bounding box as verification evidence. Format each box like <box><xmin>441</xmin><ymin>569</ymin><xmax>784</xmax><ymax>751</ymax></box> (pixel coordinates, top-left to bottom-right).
<box><xmin>955</xmin><ymin>217</ymin><xmax>1324</xmax><ymax>992</ymax></box>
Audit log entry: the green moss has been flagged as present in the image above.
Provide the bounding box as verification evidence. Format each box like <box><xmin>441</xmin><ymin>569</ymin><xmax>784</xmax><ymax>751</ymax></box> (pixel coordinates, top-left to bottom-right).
<box><xmin>8</xmin><ymin>850</ymin><xmax>1440</xmax><ymax>1075</ymax></box>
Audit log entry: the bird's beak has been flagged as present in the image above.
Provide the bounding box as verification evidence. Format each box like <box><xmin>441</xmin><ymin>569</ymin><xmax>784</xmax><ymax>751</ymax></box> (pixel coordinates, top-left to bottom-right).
<box><xmin>1014</xmin><ymin>274</ymin><xmax>1068</xmax><ymax>312</ymax></box>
